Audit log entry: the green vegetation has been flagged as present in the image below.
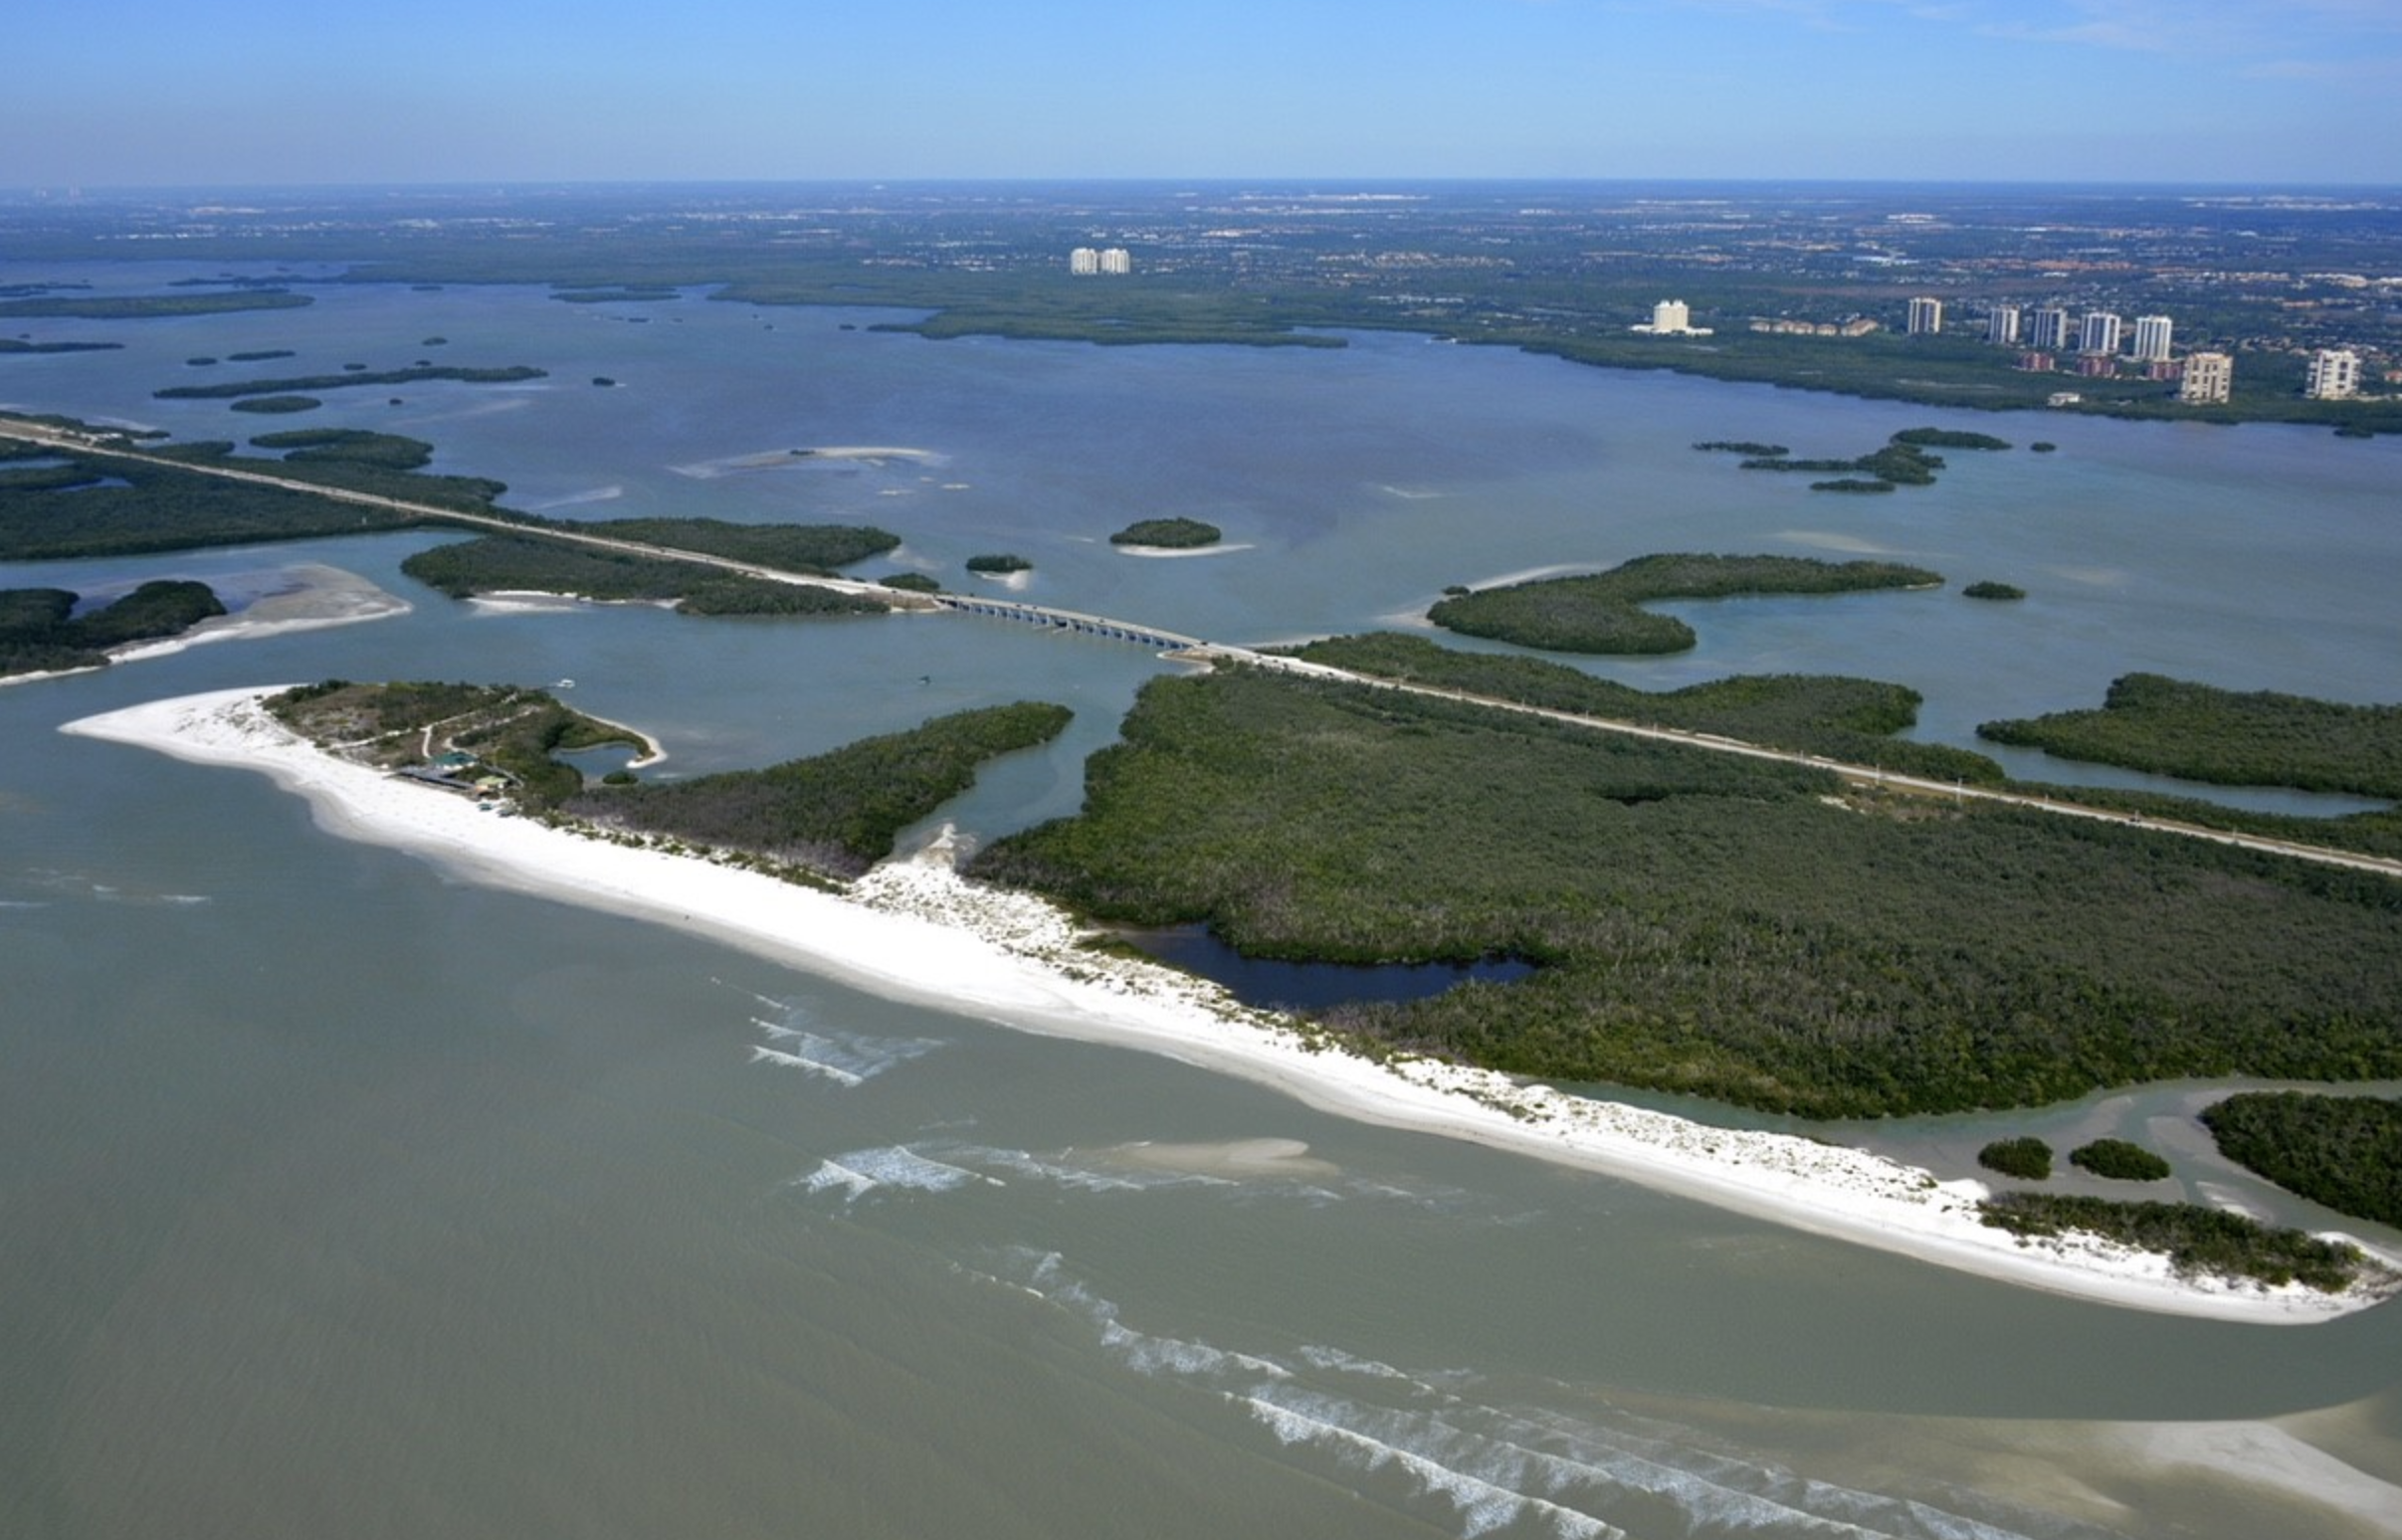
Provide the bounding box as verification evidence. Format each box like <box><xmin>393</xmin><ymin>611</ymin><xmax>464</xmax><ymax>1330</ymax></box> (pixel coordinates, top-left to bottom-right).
<box><xmin>1893</xmin><ymin>427</ymin><xmax>2012</xmax><ymax>451</ymax></box>
<box><xmin>552</xmin><ymin>286</ymin><xmax>681</xmax><ymax>303</ymax></box>
<box><xmin>569</xmin><ymin>702</ymin><xmax>1074</xmax><ymax>877</ymax></box>
<box><xmin>2005</xmin><ymin>778</ymin><xmax>2402</xmax><ymax>864</ymax></box>
<box><xmin>266</xmin><ymin>680</ymin><xmax>646</xmax><ymax>809</ymax></box>
<box><xmin>1978</xmin><ymin>674</ymin><xmax>2402</xmax><ymax>800</ymax></box>
<box><xmin>0</xmin><ymin>291</ymin><xmax>313</xmax><ymax>320</ymax></box>
<box><xmin>1282</xmin><ymin>632</ymin><xmax>2003</xmax><ymax>783</ymax></box>
<box><xmin>0</xmin><ymin>444</ymin><xmax>460</xmax><ymax>560</ymax></box>
<box><xmin>1</xmin><ymin>579</ymin><xmax>225</xmax><ymax>676</ymax></box>
<box><xmin>1962</xmin><ymin>581</ymin><xmax>2025</xmax><ymax>601</ymax></box>
<box><xmin>228</xmin><ymin>395</ymin><xmax>320</xmax><ymax>414</ymax></box>
<box><xmin>563</xmin><ymin>517</ymin><xmax>900</xmax><ymax>573</ymax></box>
<box><xmin>969</xmin><ymin>668</ymin><xmax>2402</xmax><ymax>1116</ymax></box>
<box><xmin>1</xmin><ymin>339</ymin><xmax>121</xmax><ymax>355</ymax></box>
<box><xmin>1427</xmin><ymin>553</ymin><xmax>1942</xmax><ymax>656</ymax></box>
<box><xmin>2201</xmin><ymin>1092</ymin><xmax>2402</xmax><ymax>1227</ymax></box>
<box><xmin>1693</xmin><ymin>441</ymin><xmax>1788</xmax><ymax>456</ymax></box>
<box><xmin>1742</xmin><ymin>438</ymin><xmax>1949</xmax><ymax>492</ymax></box>
<box><xmin>1110</xmin><ymin>516</ymin><xmax>1221</xmax><ymax>548</ymax></box>
<box><xmin>1977</xmin><ymin>1137</ymin><xmax>2053</xmax><ymax>1181</ymax></box>
<box><xmin>155</xmin><ymin>364</ymin><xmax>545</xmax><ymax>401</ymax></box>
<box><xmin>966</xmin><ymin>553</ymin><xmax>1033</xmax><ymax>574</ymax></box>
<box><xmin>881</xmin><ymin>572</ymin><xmax>942</xmax><ymax>594</ymax></box>
<box><xmin>1977</xmin><ymin>1193</ymin><xmax>2374</xmax><ymax>1292</ymax></box>
<box><xmin>229</xmin><ymin>349</ymin><xmax>296</xmax><ymax>362</ymax></box>
<box><xmin>249</xmin><ymin>428</ymin><xmax>435</xmax><ymax>472</ymax></box>
<box><xmin>400</xmin><ymin>536</ymin><xmax>889</xmax><ymax>617</ymax></box>
<box><xmin>2031</xmin><ymin>442</ymin><xmax>2058</xmax><ymax>453</ymax></box>
<box><xmin>2069</xmin><ymin>1138</ymin><xmax>2172</xmax><ymax>1181</ymax></box>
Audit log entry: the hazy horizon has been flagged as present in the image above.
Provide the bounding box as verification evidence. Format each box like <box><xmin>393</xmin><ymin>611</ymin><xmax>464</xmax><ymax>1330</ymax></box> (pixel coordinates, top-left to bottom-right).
<box><xmin>13</xmin><ymin>1</ymin><xmax>2400</xmax><ymax>189</ymax></box>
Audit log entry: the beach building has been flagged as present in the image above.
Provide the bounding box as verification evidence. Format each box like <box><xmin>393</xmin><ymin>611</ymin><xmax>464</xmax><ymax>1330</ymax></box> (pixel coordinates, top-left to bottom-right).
<box><xmin>1069</xmin><ymin>247</ymin><xmax>1101</xmax><ymax>276</ymax></box>
<box><xmin>1099</xmin><ymin>247</ymin><xmax>1131</xmax><ymax>276</ymax></box>
<box><xmin>2079</xmin><ymin>311</ymin><xmax>2122</xmax><ymax>357</ymax></box>
<box><xmin>2305</xmin><ymin>348</ymin><xmax>2362</xmax><ymax>400</ymax></box>
<box><xmin>2130</xmin><ymin>314</ymin><xmax>2174</xmax><ymax>363</ymax></box>
<box><xmin>2179</xmin><ymin>351</ymin><xmax>2233</xmax><ymax>404</ymax></box>
<box><xmin>1906</xmin><ymin>296</ymin><xmax>1943</xmax><ymax>335</ymax></box>
<box><xmin>1985</xmin><ymin>305</ymin><xmax>2020</xmax><ymax>345</ymax></box>
<box><xmin>1632</xmin><ymin>299</ymin><xmax>1711</xmax><ymax>336</ymax></box>
<box><xmin>2029</xmin><ymin>306</ymin><xmax>2072</xmax><ymax>351</ymax></box>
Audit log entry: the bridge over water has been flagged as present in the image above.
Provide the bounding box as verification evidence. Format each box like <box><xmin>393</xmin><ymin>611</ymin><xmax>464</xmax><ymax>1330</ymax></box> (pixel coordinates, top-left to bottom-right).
<box><xmin>929</xmin><ymin>593</ymin><xmax>1202</xmax><ymax>653</ymax></box>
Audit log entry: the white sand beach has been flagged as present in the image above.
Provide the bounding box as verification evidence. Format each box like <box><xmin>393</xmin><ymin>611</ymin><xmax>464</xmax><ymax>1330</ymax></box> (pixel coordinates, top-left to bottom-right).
<box><xmin>61</xmin><ymin>686</ymin><xmax>2402</xmax><ymax>1325</ymax></box>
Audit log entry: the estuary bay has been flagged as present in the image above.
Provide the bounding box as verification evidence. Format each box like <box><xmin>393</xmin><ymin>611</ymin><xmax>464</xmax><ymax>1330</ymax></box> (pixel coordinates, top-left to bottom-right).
<box><xmin>6</xmin><ymin>266</ymin><xmax>2402</xmax><ymax>1537</ymax></box>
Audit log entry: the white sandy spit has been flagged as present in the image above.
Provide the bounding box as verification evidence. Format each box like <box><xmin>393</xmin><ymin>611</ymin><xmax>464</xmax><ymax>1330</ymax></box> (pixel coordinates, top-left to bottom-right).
<box><xmin>61</xmin><ymin>687</ymin><xmax>2402</xmax><ymax>1325</ymax></box>
<box><xmin>1115</xmin><ymin>542</ymin><xmax>1259</xmax><ymax>559</ymax></box>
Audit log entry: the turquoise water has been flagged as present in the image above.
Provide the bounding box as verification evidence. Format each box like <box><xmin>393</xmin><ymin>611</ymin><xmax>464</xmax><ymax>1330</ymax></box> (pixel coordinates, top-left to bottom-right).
<box><xmin>6</xmin><ymin>268</ymin><xmax>2402</xmax><ymax>1538</ymax></box>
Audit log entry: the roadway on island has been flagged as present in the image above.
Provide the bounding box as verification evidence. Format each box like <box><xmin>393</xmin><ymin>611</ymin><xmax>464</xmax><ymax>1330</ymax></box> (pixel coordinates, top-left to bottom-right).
<box><xmin>8</xmin><ymin>415</ymin><xmax>2396</xmax><ymax>882</ymax></box>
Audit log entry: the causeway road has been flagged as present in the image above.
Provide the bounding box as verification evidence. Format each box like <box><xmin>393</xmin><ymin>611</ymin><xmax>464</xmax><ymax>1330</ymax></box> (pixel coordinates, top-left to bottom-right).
<box><xmin>11</xmin><ymin>415</ymin><xmax>2395</xmax><ymax>882</ymax></box>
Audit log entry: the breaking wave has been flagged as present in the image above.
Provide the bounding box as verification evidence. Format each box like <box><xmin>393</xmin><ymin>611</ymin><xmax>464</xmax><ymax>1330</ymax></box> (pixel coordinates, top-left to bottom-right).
<box><xmin>967</xmin><ymin>1249</ymin><xmax>2086</xmax><ymax>1540</ymax></box>
<box><xmin>794</xmin><ymin>1146</ymin><xmax>994</xmax><ymax>1203</ymax></box>
<box><xmin>745</xmin><ymin>997</ymin><xmax>946</xmax><ymax>1086</ymax></box>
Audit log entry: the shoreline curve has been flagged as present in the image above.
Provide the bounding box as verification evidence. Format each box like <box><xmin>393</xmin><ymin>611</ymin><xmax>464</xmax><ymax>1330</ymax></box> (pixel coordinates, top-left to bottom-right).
<box><xmin>59</xmin><ymin>685</ymin><xmax>2400</xmax><ymax>1326</ymax></box>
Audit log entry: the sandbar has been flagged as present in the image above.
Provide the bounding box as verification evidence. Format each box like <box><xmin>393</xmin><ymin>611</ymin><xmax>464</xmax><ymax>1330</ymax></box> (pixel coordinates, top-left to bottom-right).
<box><xmin>60</xmin><ymin>686</ymin><xmax>2402</xmax><ymax>1325</ymax></box>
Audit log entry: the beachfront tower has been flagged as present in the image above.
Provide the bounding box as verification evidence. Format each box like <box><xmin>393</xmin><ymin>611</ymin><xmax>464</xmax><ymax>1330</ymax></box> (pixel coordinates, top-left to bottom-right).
<box><xmin>1985</xmin><ymin>305</ymin><xmax>2021</xmax><ymax>345</ymax></box>
<box><xmin>2305</xmin><ymin>348</ymin><xmax>2362</xmax><ymax>400</ymax></box>
<box><xmin>1632</xmin><ymin>299</ymin><xmax>1710</xmax><ymax>336</ymax></box>
<box><xmin>2079</xmin><ymin>311</ymin><xmax>2122</xmax><ymax>356</ymax></box>
<box><xmin>2179</xmin><ymin>351</ymin><xmax>2233</xmax><ymax>404</ymax></box>
<box><xmin>1099</xmin><ymin>247</ymin><xmax>1131</xmax><ymax>275</ymax></box>
<box><xmin>2029</xmin><ymin>306</ymin><xmax>2072</xmax><ymax>351</ymax></box>
<box><xmin>1070</xmin><ymin>247</ymin><xmax>1101</xmax><ymax>276</ymax></box>
<box><xmin>2131</xmin><ymin>314</ymin><xmax>2174</xmax><ymax>363</ymax></box>
<box><xmin>1907</xmin><ymin>296</ymin><xmax>1943</xmax><ymax>335</ymax></box>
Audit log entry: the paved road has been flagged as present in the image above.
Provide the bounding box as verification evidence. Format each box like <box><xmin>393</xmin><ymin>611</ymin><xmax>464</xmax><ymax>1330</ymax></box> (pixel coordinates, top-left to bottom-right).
<box><xmin>12</xmin><ymin>415</ymin><xmax>2396</xmax><ymax>882</ymax></box>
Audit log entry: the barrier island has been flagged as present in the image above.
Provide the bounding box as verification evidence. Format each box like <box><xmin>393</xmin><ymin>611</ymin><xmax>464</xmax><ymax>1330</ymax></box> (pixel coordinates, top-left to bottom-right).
<box><xmin>968</xmin><ymin>666</ymin><xmax>2402</xmax><ymax>1118</ymax></box>
<box><xmin>1428</xmin><ymin>552</ymin><xmax>1942</xmax><ymax>655</ymax></box>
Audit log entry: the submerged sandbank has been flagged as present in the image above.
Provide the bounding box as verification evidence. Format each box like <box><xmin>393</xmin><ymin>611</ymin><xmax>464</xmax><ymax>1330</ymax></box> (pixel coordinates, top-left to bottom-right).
<box><xmin>61</xmin><ymin>687</ymin><xmax>2402</xmax><ymax>1325</ymax></box>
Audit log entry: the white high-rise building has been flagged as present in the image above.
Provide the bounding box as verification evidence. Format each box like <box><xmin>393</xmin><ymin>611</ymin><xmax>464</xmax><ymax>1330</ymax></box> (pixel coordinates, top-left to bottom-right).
<box><xmin>2179</xmin><ymin>351</ymin><xmax>2232</xmax><ymax>405</ymax></box>
<box><xmin>1632</xmin><ymin>299</ymin><xmax>1710</xmax><ymax>336</ymax></box>
<box><xmin>2131</xmin><ymin>314</ymin><xmax>2174</xmax><ymax>363</ymax></box>
<box><xmin>1069</xmin><ymin>247</ymin><xmax>1101</xmax><ymax>276</ymax></box>
<box><xmin>2305</xmin><ymin>348</ymin><xmax>2362</xmax><ymax>400</ymax></box>
<box><xmin>1099</xmin><ymin>247</ymin><xmax>1131</xmax><ymax>276</ymax></box>
<box><xmin>1985</xmin><ymin>305</ymin><xmax>2021</xmax><ymax>345</ymax></box>
<box><xmin>2029</xmin><ymin>306</ymin><xmax>2071</xmax><ymax>351</ymax></box>
<box><xmin>1906</xmin><ymin>296</ymin><xmax>1943</xmax><ymax>335</ymax></box>
<box><xmin>2079</xmin><ymin>310</ymin><xmax>2122</xmax><ymax>356</ymax></box>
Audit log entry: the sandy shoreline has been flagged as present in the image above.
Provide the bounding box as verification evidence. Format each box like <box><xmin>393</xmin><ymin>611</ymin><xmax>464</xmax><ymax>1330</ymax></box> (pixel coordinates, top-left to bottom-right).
<box><xmin>61</xmin><ymin>686</ymin><xmax>2401</xmax><ymax>1324</ymax></box>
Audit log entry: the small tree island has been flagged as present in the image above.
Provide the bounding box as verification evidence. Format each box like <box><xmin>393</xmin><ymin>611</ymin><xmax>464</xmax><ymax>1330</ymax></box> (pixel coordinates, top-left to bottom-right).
<box><xmin>1110</xmin><ymin>516</ymin><xmax>1221</xmax><ymax>549</ymax></box>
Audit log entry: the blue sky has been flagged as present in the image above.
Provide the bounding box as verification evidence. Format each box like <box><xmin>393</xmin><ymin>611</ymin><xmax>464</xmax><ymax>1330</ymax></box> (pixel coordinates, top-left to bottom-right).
<box><xmin>8</xmin><ymin>0</ymin><xmax>2399</xmax><ymax>186</ymax></box>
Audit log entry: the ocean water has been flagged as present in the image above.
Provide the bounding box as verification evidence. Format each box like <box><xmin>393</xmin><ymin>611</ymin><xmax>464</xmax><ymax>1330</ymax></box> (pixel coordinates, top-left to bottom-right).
<box><xmin>5</xmin><ymin>268</ymin><xmax>2402</xmax><ymax>1539</ymax></box>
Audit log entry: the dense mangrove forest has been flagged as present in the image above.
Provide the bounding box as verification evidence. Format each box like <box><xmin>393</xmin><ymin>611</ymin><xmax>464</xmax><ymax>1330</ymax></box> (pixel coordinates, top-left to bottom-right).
<box><xmin>968</xmin><ymin>667</ymin><xmax>2402</xmax><ymax>1118</ymax></box>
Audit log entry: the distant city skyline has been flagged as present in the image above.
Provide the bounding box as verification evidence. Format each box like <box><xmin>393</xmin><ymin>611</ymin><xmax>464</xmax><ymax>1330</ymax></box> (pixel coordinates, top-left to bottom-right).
<box><xmin>7</xmin><ymin>0</ymin><xmax>2400</xmax><ymax>189</ymax></box>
